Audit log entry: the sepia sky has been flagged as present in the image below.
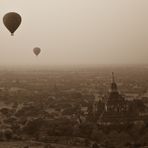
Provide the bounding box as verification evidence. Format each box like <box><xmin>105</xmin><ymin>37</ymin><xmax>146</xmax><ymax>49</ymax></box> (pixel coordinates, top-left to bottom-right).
<box><xmin>0</xmin><ymin>0</ymin><xmax>148</xmax><ymax>66</ymax></box>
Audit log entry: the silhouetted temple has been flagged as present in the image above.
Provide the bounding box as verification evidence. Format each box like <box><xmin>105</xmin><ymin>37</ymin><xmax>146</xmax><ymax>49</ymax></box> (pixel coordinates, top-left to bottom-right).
<box><xmin>106</xmin><ymin>72</ymin><xmax>126</xmax><ymax>112</ymax></box>
<box><xmin>97</xmin><ymin>73</ymin><xmax>142</xmax><ymax>125</ymax></box>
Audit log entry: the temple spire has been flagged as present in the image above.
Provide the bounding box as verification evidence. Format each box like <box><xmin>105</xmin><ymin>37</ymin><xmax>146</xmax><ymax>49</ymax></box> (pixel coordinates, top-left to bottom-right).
<box><xmin>110</xmin><ymin>72</ymin><xmax>118</xmax><ymax>93</ymax></box>
<box><xmin>112</xmin><ymin>72</ymin><xmax>115</xmax><ymax>83</ymax></box>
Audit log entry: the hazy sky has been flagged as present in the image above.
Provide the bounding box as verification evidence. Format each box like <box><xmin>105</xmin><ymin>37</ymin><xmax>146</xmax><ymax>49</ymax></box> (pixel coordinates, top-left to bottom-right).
<box><xmin>0</xmin><ymin>0</ymin><xmax>148</xmax><ymax>66</ymax></box>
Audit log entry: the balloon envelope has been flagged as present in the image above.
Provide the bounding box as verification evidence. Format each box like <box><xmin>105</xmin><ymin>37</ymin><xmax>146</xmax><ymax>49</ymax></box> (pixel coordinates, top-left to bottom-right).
<box><xmin>33</xmin><ymin>47</ymin><xmax>41</xmax><ymax>56</ymax></box>
<box><xmin>3</xmin><ymin>12</ymin><xmax>22</xmax><ymax>36</ymax></box>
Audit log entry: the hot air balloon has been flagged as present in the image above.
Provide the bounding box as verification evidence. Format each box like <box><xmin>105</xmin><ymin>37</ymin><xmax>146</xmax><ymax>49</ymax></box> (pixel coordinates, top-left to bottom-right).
<box><xmin>3</xmin><ymin>12</ymin><xmax>22</xmax><ymax>36</ymax></box>
<box><xmin>33</xmin><ymin>47</ymin><xmax>41</xmax><ymax>56</ymax></box>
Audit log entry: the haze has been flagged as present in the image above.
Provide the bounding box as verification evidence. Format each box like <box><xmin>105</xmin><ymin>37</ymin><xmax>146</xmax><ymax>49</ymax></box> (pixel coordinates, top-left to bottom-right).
<box><xmin>0</xmin><ymin>0</ymin><xmax>148</xmax><ymax>67</ymax></box>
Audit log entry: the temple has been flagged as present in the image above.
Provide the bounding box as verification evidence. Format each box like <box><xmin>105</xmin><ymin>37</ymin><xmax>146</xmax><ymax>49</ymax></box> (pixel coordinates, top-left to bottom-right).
<box><xmin>96</xmin><ymin>73</ymin><xmax>140</xmax><ymax>125</ymax></box>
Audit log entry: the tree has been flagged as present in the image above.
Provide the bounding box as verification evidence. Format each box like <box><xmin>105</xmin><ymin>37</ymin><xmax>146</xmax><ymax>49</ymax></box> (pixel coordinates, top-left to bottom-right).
<box><xmin>3</xmin><ymin>129</ymin><xmax>13</xmax><ymax>141</ymax></box>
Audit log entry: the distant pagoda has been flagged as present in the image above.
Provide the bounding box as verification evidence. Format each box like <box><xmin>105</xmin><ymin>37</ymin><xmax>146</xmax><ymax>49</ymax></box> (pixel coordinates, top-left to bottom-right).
<box><xmin>97</xmin><ymin>72</ymin><xmax>138</xmax><ymax>125</ymax></box>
